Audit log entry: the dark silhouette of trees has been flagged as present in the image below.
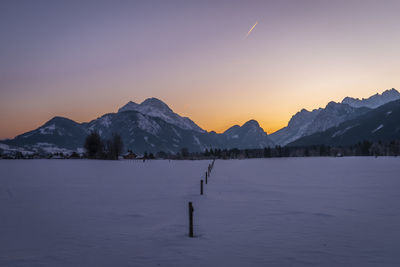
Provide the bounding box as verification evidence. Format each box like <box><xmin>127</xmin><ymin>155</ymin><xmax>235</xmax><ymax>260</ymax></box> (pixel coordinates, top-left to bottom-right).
<box><xmin>80</xmin><ymin>133</ymin><xmax>400</xmax><ymax>160</ymax></box>
<box><xmin>263</xmin><ymin>147</ymin><xmax>271</xmax><ymax>158</ymax></box>
<box><xmin>149</xmin><ymin>139</ymin><xmax>400</xmax><ymax>160</ymax></box>
<box><xmin>181</xmin><ymin>147</ymin><xmax>189</xmax><ymax>158</ymax></box>
<box><xmin>105</xmin><ymin>134</ymin><xmax>124</xmax><ymax>160</ymax></box>
<box><xmin>361</xmin><ymin>141</ymin><xmax>372</xmax><ymax>156</ymax></box>
<box><xmin>69</xmin><ymin>152</ymin><xmax>80</xmax><ymax>159</ymax></box>
<box><xmin>84</xmin><ymin>132</ymin><xmax>103</xmax><ymax>159</ymax></box>
<box><xmin>84</xmin><ymin>132</ymin><xmax>123</xmax><ymax>160</ymax></box>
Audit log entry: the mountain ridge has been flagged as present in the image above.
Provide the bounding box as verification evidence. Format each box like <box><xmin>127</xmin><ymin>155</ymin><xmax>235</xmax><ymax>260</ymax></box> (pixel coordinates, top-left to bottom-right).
<box><xmin>1</xmin><ymin>98</ymin><xmax>273</xmax><ymax>154</ymax></box>
<box><xmin>341</xmin><ymin>88</ymin><xmax>400</xmax><ymax>108</ymax></box>
<box><xmin>1</xmin><ymin>88</ymin><xmax>399</xmax><ymax>155</ymax></box>
<box><xmin>270</xmin><ymin>88</ymin><xmax>399</xmax><ymax>145</ymax></box>
<box><xmin>288</xmin><ymin>99</ymin><xmax>400</xmax><ymax>146</ymax></box>
<box><xmin>118</xmin><ymin>97</ymin><xmax>204</xmax><ymax>133</ymax></box>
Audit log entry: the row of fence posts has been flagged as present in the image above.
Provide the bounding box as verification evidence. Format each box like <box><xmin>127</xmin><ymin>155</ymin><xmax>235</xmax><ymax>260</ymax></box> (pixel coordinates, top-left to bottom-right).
<box><xmin>189</xmin><ymin>159</ymin><xmax>216</xmax><ymax>237</ymax></box>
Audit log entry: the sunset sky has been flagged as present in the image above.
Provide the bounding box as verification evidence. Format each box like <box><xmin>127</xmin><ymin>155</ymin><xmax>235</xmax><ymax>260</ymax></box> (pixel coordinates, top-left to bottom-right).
<box><xmin>2</xmin><ymin>0</ymin><xmax>400</xmax><ymax>139</ymax></box>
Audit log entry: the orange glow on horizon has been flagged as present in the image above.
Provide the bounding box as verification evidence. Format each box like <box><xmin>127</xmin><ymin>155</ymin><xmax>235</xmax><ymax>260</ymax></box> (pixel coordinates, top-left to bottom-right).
<box><xmin>2</xmin><ymin>1</ymin><xmax>400</xmax><ymax>140</ymax></box>
<box><xmin>0</xmin><ymin>84</ymin><xmax>399</xmax><ymax>140</ymax></box>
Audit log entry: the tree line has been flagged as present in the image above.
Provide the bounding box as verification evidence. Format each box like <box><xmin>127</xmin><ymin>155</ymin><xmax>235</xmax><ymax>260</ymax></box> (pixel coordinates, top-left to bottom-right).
<box><xmin>84</xmin><ymin>132</ymin><xmax>123</xmax><ymax>160</ymax></box>
<box><xmin>3</xmin><ymin>137</ymin><xmax>399</xmax><ymax>160</ymax></box>
<box><xmin>82</xmin><ymin>136</ymin><xmax>399</xmax><ymax>160</ymax></box>
<box><xmin>151</xmin><ymin>140</ymin><xmax>400</xmax><ymax>160</ymax></box>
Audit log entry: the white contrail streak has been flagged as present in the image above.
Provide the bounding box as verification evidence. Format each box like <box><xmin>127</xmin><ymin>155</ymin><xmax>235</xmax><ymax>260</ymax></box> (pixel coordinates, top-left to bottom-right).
<box><xmin>245</xmin><ymin>21</ymin><xmax>258</xmax><ymax>38</ymax></box>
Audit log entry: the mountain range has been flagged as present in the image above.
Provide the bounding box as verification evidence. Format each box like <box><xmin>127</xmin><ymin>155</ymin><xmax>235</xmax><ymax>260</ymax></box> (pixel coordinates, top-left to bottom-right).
<box><xmin>1</xmin><ymin>88</ymin><xmax>399</xmax><ymax>155</ymax></box>
<box><xmin>270</xmin><ymin>88</ymin><xmax>400</xmax><ymax>146</ymax></box>
<box><xmin>0</xmin><ymin>98</ymin><xmax>274</xmax><ymax>155</ymax></box>
<box><xmin>289</xmin><ymin>98</ymin><xmax>400</xmax><ymax>146</ymax></box>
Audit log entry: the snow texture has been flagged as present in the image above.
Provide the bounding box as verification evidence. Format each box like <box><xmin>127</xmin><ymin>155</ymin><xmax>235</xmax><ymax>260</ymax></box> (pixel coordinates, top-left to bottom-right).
<box><xmin>1</xmin><ymin>158</ymin><xmax>400</xmax><ymax>266</ymax></box>
<box><xmin>137</xmin><ymin>113</ymin><xmax>161</xmax><ymax>136</ymax></box>
<box><xmin>193</xmin><ymin>136</ymin><xmax>200</xmax><ymax>145</ymax></box>
<box><xmin>39</xmin><ymin>124</ymin><xmax>56</xmax><ymax>134</ymax></box>
<box><xmin>33</xmin><ymin>143</ymin><xmax>74</xmax><ymax>154</ymax></box>
<box><xmin>331</xmin><ymin>125</ymin><xmax>356</xmax><ymax>138</ymax></box>
<box><xmin>118</xmin><ymin>98</ymin><xmax>204</xmax><ymax>133</ymax></box>
<box><xmin>372</xmin><ymin>124</ymin><xmax>384</xmax><ymax>133</ymax></box>
<box><xmin>100</xmin><ymin>116</ymin><xmax>112</xmax><ymax>128</ymax></box>
<box><xmin>0</xmin><ymin>144</ymin><xmax>34</xmax><ymax>155</ymax></box>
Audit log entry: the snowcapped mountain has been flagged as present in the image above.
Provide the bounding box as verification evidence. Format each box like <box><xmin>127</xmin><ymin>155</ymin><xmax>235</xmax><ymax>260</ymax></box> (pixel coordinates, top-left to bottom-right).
<box><xmin>342</xmin><ymin>88</ymin><xmax>400</xmax><ymax>108</ymax></box>
<box><xmin>1</xmin><ymin>98</ymin><xmax>274</xmax><ymax>155</ymax></box>
<box><xmin>3</xmin><ymin>89</ymin><xmax>399</xmax><ymax>155</ymax></box>
<box><xmin>270</xmin><ymin>89</ymin><xmax>400</xmax><ymax>146</ymax></box>
<box><xmin>269</xmin><ymin>103</ymin><xmax>370</xmax><ymax>146</ymax></box>
<box><xmin>222</xmin><ymin>120</ymin><xmax>274</xmax><ymax>149</ymax></box>
<box><xmin>118</xmin><ymin>98</ymin><xmax>204</xmax><ymax>132</ymax></box>
<box><xmin>288</xmin><ymin>99</ymin><xmax>400</xmax><ymax>146</ymax></box>
<box><xmin>3</xmin><ymin>117</ymin><xmax>88</xmax><ymax>154</ymax></box>
<box><xmin>304</xmin><ymin>102</ymin><xmax>370</xmax><ymax>134</ymax></box>
<box><xmin>82</xmin><ymin>110</ymin><xmax>216</xmax><ymax>153</ymax></box>
<box><xmin>269</xmin><ymin>108</ymin><xmax>322</xmax><ymax>146</ymax></box>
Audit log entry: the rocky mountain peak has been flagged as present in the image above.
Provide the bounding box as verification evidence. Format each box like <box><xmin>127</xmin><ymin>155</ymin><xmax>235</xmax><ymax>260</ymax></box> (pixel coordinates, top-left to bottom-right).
<box><xmin>341</xmin><ymin>88</ymin><xmax>400</xmax><ymax>108</ymax></box>
<box><xmin>242</xmin><ymin>119</ymin><xmax>260</xmax><ymax>129</ymax></box>
<box><xmin>140</xmin><ymin>98</ymin><xmax>172</xmax><ymax>112</ymax></box>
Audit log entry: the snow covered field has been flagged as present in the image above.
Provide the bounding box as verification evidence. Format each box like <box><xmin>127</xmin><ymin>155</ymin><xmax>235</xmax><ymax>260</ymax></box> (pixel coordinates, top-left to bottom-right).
<box><xmin>1</xmin><ymin>157</ymin><xmax>400</xmax><ymax>266</ymax></box>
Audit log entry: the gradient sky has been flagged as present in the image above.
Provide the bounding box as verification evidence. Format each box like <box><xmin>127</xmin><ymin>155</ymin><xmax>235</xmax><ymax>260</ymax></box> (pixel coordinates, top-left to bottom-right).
<box><xmin>2</xmin><ymin>0</ymin><xmax>400</xmax><ymax>139</ymax></box>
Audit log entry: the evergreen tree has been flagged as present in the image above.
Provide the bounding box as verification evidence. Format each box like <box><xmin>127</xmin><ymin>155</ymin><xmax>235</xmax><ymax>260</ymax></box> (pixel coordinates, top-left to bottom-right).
<box><xmin>111</xmin><ymin>133</ymin><xmax>124</xmax><ymax>160</ymax></box>
<box><xmin>263</xmin><ymin>147</ymin><xmax>271</xmax><ymax>158</ymax></box>
<box><xmin>84</xmin><ymin>132</ymin><xmax>103</xmax><ymax>159</ymax></box>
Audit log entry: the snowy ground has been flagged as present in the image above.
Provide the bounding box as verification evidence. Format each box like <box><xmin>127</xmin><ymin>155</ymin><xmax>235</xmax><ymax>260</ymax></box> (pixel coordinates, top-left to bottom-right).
<box><xmin>1</xmin><ymin>157</ymin><xmax>400</xmax><ymax>266</ymax></box>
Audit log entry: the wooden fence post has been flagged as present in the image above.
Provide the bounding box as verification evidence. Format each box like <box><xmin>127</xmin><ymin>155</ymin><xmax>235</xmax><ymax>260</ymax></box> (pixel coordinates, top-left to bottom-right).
<box><xmin>200</xmin><ymin>180</ymin><xmax>204</xmax><ymax>195</ymax></box>
<box><xmin>205</xmin><ymin>171</ymin><xmax>208</xmax><ymax>184</ymax></box>
<box><xmin>188</xmin><ymin>202</ymin><xmax>194</xmax><ymax>237</ymax></box>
